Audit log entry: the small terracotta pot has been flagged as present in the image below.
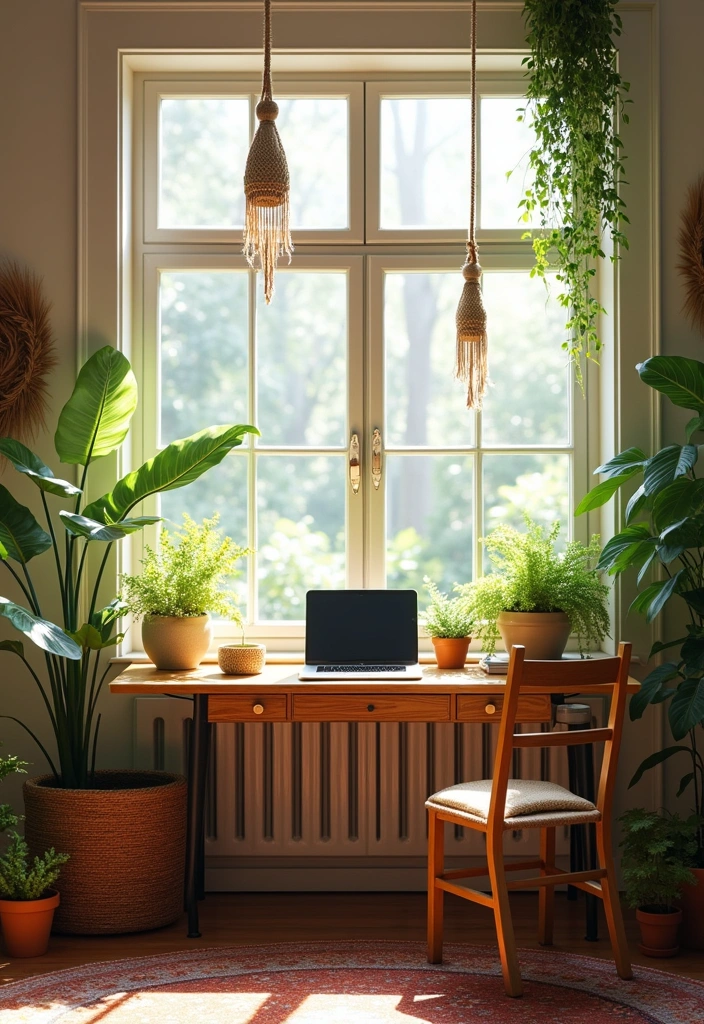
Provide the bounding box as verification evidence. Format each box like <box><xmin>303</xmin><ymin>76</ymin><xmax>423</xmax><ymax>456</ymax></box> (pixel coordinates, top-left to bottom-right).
<box><xmin>497</xmin><ymin>610</ymin><xmax>571</xmax><ymax>660</ymax></box>
<box><xmin>680</xmin><ymin>867</ymin><xmax>704</xmax><ymax>949</ymax></box>
<box><xmin>431</xmin><ymin>637</ymin><xmax>471</xmax><ymax>670</ymax></box>
<box><xmin>0</xmin><ymin>889</ymin><xmax>59</xmax><ymax>957</ymax></box>
<box><xmin>218</xmin><ymin>643</ymin><xmax>266</xmax><ymax>675</ymax></box>
<box><xmin>636</xmin><ymin>906</ymin><xmax>682</xmax><ymax>957</ymax></box>
<box><xmin>142</xmin><ymin>614</ymin><xmax>212</xmax><ymax>670</ymax></box>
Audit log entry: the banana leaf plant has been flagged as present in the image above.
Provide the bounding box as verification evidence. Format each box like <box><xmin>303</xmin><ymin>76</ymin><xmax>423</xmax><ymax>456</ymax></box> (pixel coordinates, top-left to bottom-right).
<box><xmin>575</xmin><ymin>354</ymin><xmax>704</xmax><ymax>861</ymax></box>
<box><xmin>0</xmin><ymin>345</ymin><xmax>257</xmax><ymax>788</ymax></box>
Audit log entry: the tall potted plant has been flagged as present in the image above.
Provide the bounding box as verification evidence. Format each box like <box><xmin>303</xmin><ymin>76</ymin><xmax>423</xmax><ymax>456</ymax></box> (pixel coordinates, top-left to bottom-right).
<box><xmin>458</xmin><ymin>517</ymin><xmax>610</xmax><ymax>659</ymax></box>
<box><xmin>0</xmin><ymin>345</ymin><xmax>257</xmax><ymax>932</ymax></box>
<box><xmin>576</xmin><ymin>354</ymin><xmax>704</xmax><ymax>946</ymax></box>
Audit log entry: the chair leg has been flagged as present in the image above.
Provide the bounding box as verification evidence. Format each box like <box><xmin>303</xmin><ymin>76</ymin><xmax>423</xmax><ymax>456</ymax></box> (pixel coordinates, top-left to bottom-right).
<box><xmin>596</xmin><ymin>821</ymin><xmax>633</xmax><ymax>980</ymax></box>
<box><xmin>538</xmin><ymin>827</ymin><xmax>556</xmax><ymax>946</ymax></box>
<box><xmin>487</xmin><ymin>838</ymin><xmax>523</xmax><ymax>998</ymax></box>
<box><xmin>427</xmin><ymin>810</ymin><xmax>445</xmax><ymax>964</ymax></box>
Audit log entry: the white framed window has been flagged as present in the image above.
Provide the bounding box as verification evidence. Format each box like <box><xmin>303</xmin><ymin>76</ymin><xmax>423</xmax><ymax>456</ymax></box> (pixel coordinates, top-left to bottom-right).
<box><xmin>131</xmin><ymin>72</ymin><xmax>588</xmax><ymax>647</ymax></box>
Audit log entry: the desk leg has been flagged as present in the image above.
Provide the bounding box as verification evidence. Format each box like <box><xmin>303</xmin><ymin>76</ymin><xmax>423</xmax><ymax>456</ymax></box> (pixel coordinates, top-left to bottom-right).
<box><xmin>185</xmin><ymin>694</ymin><xmax>209</xmax><ymax>938</ymax></box>
<box><xmin>567</xmin><ymin>738</ymin><xmax>599</xmax><ymax>941</ymax></box>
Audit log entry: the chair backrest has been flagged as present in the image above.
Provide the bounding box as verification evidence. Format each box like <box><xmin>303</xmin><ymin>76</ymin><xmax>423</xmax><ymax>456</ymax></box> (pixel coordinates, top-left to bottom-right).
<box><xmin>486</xmin><ymin>643</ymin><xmax>632</xmax><ymax>837</ymax></box>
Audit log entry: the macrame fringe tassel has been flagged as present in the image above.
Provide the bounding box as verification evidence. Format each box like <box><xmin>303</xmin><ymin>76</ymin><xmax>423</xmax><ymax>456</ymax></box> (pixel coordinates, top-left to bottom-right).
<box><xmin>243</xmin><ymin>190</ymin><xmax>292</xmax><ymax>305</ymax></box>
<box><xmin>455</xmin><ymin>258</ymin><xmax>489</xmax><ymax>409</ymax></box>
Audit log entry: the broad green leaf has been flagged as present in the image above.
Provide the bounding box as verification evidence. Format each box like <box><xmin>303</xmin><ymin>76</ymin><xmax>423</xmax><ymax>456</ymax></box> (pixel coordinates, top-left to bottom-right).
<box><xmin>643</xmin><ymin>445</ymin><xmax>694</xmax><ymax>496</ymax></box>
<box><xmin>677</xmin><ymin>772</ymin><xmax>696</xmax><ymax>797</ymax></box>
<box><xmin>649</xmin><ymin>636</ymin><xmax>687</xmax><ymax>659</ymax></box>
<box><xmin>59</xmin><ymin>512</ymin><xmax>161</xmax><ymax>542</ymax></box>
<box><xmin>682</xmin><ymin>589</ymin><xmax>704</xmax><ymax>617</ymax></box>
<box><xmin>597</xmin><ymin>524</ymin><xmax>654</xmax><ymax>573</ymax></box>
<box><xmin>681</xmin><ymin>630</ymin><xmax>704</xmax><ymax>674</ymax></box>
<box><xmin>652</xmin><ymin>478</ymin><xmax>704</xmax><ymax>532</ymax></box>
<box><xmin>629</xmin><ymin>744</ymin><xmax>692</xmax><ymax>788</ymax></box>
<box><xmin>625</xmin><ymin>483</ymin><xmax>649</xmax><ymax>524</ymax></box>
<box><xmin>669</xmin><ymin>678</ymin><xmax>704</xmax><ymax>739</ymax></box>
<box><xmin>0</xmin><ymin>639</ymin><xmax>24</xmax><ymax>658</ymax></box>
<box><xmin>686</xmin><ymin>414</ymin><xmax>704</xmax><ymax>442</ymax></box>
<box><xmin>658</xmin><ymin>516</ymin><xmax>704</xmax><ymax>563</ymax></box>
<box><xmin>629</xmin><ymin>570</ymin><xmax>684</xmax><ymax>624</ymax></box>
<box><xmin>65</xmin><ymin>623</ymin><xmax>123</xmax><ymax>651</ymax></box>
<box><xmin>0</xmin><ymin>439</ymin><xmax>81</xmax><ymax>498</ymax></box>
<box><xmin>574</xmin><ymin>473</ymin><xmax>635</xmax><ymax>516</ymax></box>
<box><xmin>0</xmin><ymin>540</ymin><xmax>7</xmax><ymax>560</ymax></box>
<box><xmin>637</xmin><ymin>355</ymin><xmax>704</xmax><ymax>412</ymax></box>
<box><xmin>636</xmin><ymin>548</ymin><xmax>658</xmax><ymax>585</ymax></box>
<box><xmin>83</xmin><ymin>424</ymin><xmax>259</xmax><ymax>523</ymax></box>
<box><xmin>0</xmin><ymin>598</ymin><xmax>81</xmax><ymax>660</ymax></box>
<box><xmin>593</xmin><ymin>447</ymin><xmax>647</xmax><ymax>479</ymax></box>
<box><xmin>90</xmin><ymin>599</ymin><xmax>128</xmax><ymax>643</ymax></box>
<box><xmin>55</xmin><ymin>346</ymin><xmax>138</xmax><ymax>466</ymax></box>
<box><xmin>0</xmin><ymin>485</ymin><xmax>51</xmax><ymax>563</ymax></box>
<box><xmin>629</xmin><ymin>662</ymin><xmax>680</xmax><ymax>720</ymax></box>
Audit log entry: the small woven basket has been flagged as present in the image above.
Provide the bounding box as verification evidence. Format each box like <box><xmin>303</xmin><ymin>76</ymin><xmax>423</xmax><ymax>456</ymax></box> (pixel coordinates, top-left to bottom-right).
<box><xmin>23</xmin><ymin>770</ymin><xmax>186</xmax><ymax>935</ymax></box>
<box><xmin>218</xmin><ymin>643</ymin><xmax>266</xmax><ymax>675</ymax></box>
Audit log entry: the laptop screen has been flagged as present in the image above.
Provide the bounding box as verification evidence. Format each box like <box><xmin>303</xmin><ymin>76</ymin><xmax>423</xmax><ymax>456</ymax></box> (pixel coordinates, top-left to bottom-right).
<box><xmin>305</xmin><ymin>590</ymin><xmax>418</xmax><ymax>665</ymax></box>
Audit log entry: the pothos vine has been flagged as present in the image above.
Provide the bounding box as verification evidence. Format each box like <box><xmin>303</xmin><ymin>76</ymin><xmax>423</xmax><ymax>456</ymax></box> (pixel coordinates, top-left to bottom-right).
<box><xmin>518</xmin><ymin>0</ymin><xmax>631</xmax><ymax>389</ymax></box>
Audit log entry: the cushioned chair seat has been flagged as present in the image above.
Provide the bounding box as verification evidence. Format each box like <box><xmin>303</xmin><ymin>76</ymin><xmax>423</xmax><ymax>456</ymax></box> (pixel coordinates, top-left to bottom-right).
<box><xmin>425</xmin><ymin>778</ymin><xmax>601</xmax><ymax>831</ymax></box>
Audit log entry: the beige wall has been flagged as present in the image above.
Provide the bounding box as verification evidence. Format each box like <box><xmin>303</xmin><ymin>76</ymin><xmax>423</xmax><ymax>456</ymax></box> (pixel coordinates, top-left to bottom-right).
<box><xmin>0</xmin><ymin>0</ymin><xmax>701</xmax><ymax>817</ymax></box>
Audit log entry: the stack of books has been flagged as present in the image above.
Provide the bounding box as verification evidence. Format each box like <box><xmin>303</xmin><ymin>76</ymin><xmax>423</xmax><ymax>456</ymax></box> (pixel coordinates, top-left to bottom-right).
<box><xmin>478</xmin><ymin>653</ymin><xmax>511</xmax><ymax>675</ymax></box>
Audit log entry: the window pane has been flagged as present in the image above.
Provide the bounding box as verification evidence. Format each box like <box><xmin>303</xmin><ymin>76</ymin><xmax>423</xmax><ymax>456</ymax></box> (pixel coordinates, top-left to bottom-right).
<box><xmin>482</xmin><ymin>453</ymin><xmax>569</xmax><ymax>564</ymax></box>
<box><xmin>386</xmin><ymin>455</ymin><xmax>473</xmax><ymax>602</ymax></box>
<box><xmin>257</xmin><ymin>455</ymin><xmax>345</xmax><ymax>620</ymax></box>
<box><xmin>380</xmin><ymin>98</ymin><xmax>470</xmax><ymax>230</ymax></box>
<box><xmin>160</xmin><ymin>271</ymin><xmax>248</xmax><ymax>445</ymax></box>
<box><xmin>159</xmin><ymin>98</ymin><xmax>249</xmax><ymax>228</ymax></box>
<box><xmin>160</xmin><ymin>454</ymin><xmax>249</xmax><ymax>613</ymax></box>
<box><xmin>385</xmin><ymin>272</ymin><xmax>475</xmax><ymax>448</ymax></box>
<box><xmin>257</xmin><ymin>272</ymin><xmax>347</xmax><ymax>447</ymax></box>
<box><xmin>480</xmin><ymin>97</ymin><xmax>537</xmax><ymax>229</ymax></box>
<box><xmin>481</xmin><ymin>273</ymin><xmax>569</xmax><ymax>445</ymax></box>
<box><xmin>277</xmin><ymin>98</ymin><xmax>349</xmax><ymax>229</ymax></box>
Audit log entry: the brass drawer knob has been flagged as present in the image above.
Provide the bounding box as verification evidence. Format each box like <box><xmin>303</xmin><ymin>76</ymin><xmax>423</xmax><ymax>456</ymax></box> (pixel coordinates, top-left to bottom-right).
<box><xmin>367</xmin><ymin>704</ymin><xmax>375</xmax><ymax>712</ymax></box>
<box><xmin>485</xmin><ymin>703</ymin><xmax>497</xmax><ymax>715</ymax></box>
<box><xmin>253</xmin><ymin>703</ymin><xmax>264</xmax><ymax>715</ymax></box>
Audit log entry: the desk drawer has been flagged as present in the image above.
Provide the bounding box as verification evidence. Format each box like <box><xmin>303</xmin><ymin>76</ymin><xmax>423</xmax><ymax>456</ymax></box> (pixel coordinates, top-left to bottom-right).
<box><xmin>209</xmin><ymin>694</ymin><xmax>288</xmax><ymax>722</ymax></box>
<box><xmin>456</xmin><ymin>694</ymin><xmax>551</xmax><ymax>723</ymax></box>
<box><xmin>292</xmin><ymin>694</ymin><xmax>451</xmax><ymax>722</ymax></box>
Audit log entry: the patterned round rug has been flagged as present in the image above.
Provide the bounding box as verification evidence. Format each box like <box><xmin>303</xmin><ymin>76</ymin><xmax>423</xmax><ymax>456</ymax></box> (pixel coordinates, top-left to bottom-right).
<box><xmin>1</xmin><ymin>941</ymin><xmax>703</xmax><ymax>1023</ymax></box>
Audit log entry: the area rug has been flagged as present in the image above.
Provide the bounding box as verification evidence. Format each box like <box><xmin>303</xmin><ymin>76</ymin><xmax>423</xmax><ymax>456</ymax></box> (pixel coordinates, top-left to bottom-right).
<box><xmin>1</xmin><ymin>941</ymin><xmax>703</xmax><ymax>1023</ymax></box>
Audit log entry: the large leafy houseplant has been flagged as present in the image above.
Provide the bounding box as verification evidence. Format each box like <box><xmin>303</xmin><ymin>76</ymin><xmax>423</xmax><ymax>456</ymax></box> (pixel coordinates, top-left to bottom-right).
<box><xmin>619</xmin><ymin>808</ymin><xmax>698</xmax><ymax>913</ymax></box>
<box><xmin>0</xmin><ymin>345</ymin><xmax>257</xmax><ymax>789</ymax></box>
<box><xmin>519</xmin><ymin>0</ymin><xmax>630</xmax><ymax>385</ymax></box>
<box><xmin>576</xmin><ymin>355</ymin><xmax>704</xmax><ymax>860</ymax></box>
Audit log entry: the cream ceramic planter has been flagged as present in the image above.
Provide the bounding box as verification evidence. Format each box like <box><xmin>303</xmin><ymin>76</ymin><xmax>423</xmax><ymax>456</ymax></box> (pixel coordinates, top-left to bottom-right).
<box><xmin>142</xmin><ymin>614</ymin><xmax>212</xmax><ymax>670</ymax></box>
<box><xmin>218</xmin><ymin>643</ymin><xmax>266</xmax><ymax>675</ymax></box>
<box><xmin>497</xmin><ymin>610</ymin><xmax>571</xmax><ymax>660</ymax></box>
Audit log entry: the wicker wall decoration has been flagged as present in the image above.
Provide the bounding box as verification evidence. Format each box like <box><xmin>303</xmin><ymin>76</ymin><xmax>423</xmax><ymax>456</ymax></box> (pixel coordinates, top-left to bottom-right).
<box><xmin>243</xmin><ymin>0</ymin><xmax>293</xmax><ymax>304</ymax></box>
<box><xmin>0</xmin><ymin>261</ymin><xmax>56</xmax><ymax>441</ymax></box>
<box><xmin>454</xmin><ymin>0</ymin><xmax>488</xmax><ymax>410</ymax></box>
<box><xmin>678</xmin><ymin>174</ymin><xmax>704</xmax><ymax>336</ymax></box>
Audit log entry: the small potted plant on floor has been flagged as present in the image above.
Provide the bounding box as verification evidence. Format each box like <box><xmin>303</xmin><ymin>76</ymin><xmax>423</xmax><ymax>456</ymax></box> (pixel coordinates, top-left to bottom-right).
<box><xmin>122</xmin><ymin>513</ymin><xmax>250</xmax><ymax>671</ymax></box>
<box><xmin>619</xmin><ymin>808</ymin><xmax>699</xmax><ymax>958</ymax></box>
<box><xmin>457</xmin><ymin>516</ymin><xmax>610</xmax><ymax>659</ymax></box>
<box><xmin>422</xmin><ymin>576</ymin><xmax>474</xmax><ymax>669</ymax></box>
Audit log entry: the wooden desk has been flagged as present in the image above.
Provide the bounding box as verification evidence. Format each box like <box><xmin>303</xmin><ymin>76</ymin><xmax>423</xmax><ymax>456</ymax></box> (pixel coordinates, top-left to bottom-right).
<box><xmin>110</xmin><ymin>663</ymin><xmax>639</xmax><ymax>937</ymax></box>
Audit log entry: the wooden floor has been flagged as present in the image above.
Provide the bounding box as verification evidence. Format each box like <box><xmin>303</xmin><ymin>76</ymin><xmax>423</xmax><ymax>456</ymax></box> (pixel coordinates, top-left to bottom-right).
<box><xmin>1</xmin><ymin>892</ymin><xmax>702</xmax><ymax>987</ymax></box>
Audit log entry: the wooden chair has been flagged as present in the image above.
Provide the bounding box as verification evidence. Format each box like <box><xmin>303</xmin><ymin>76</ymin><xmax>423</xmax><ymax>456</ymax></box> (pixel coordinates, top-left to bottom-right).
<box><xmin>426</xmin><ymin>643</ymin><xmax>633</xmax><ymax>998</ymax></box>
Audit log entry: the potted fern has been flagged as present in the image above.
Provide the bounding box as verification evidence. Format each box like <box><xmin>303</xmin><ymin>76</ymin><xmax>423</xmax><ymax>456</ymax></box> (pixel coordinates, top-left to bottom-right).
<box><xmin>620</xmin><ymin>808</ymin><xmax>699</xmax><ymax>958</ymax></box>
<box><xmin>458</xmin><ymin>517</ymin><xmax>610</xmax><ymax>659</ymax></box>
<box><xmin>422</xmin><ymin>576</ymin><xmax>474</xmax><ymax>669</ymax></box>
<box><xmin>122</xmin><ymin>514</ymin><xmax>249</xmax><ymax>670</ymax></box>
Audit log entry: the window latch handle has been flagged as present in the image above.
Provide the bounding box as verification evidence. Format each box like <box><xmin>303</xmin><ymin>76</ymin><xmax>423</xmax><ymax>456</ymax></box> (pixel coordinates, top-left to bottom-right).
<box><xmin>349</xmin><ymin>432</ymin><xmax>361</xmax><ymax>494</ymax></box>
<box><xmin>371</xmin><ymin>428</ymin><xmax>382</xmax><ymax>490</ymax></box>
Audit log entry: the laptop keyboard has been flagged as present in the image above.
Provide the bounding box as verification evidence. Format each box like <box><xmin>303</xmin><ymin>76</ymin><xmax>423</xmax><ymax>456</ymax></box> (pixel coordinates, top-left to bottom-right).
<box><xmin>316</xmin><ymin>665</ymin><xmax>407</xmax><ymax>672</ymax></box>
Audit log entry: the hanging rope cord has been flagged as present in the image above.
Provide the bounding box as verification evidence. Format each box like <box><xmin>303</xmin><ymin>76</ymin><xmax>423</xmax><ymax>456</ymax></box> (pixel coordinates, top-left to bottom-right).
<box><xmin>467</xmin><ymin>0</ymin><xmax>478</xmax><ymax>264</ymax></box>
<box><xmin>261</xmin><ymin>0</ymin><xmax>273</xmax><ymax>103</ymax></box>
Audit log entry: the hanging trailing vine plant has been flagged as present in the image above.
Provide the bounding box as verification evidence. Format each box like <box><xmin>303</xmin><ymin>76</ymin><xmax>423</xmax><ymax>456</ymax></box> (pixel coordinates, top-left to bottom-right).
<box><xmin>519</xmin><ymin>0</ymin><xmax>631</xmax><ymax>388</ymax></box>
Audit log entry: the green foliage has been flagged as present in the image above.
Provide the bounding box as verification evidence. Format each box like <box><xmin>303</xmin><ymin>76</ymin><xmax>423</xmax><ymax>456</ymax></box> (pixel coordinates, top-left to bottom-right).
<box><xmin>520</xmin><ymin>0</ymin><xmax>630</xmax><ymax>385</ymax></box>
<box><xmin>122</xmin><ymin>514</ymin><xmax>248</xmax><ymax>622</ymax></box>
<box><xmin>0</xmin><ymin>344</ymin><xmax>257</xmax><ymax>787</ymax></box>
<box><xmin>458</xmin><ymin>517</ymin><xmax>610</xmax><ymax>655</ymax></box>
<box><xmin>0</xmin><ymin>833</ymin><xmax>68</xmax><ymax>902</ymax></box>
<box><xmin>422</xmin><ymin>577</ymin><xmax>474</xmax><ymax>639</ymax></box>
<box><xmin>577</xmin><ymin>355</ymin><xmax>704</xmax><ymax>860</ymax></box>
<box><xmin>619</xmin><ymin>808</ymin><xmax>699</xmax><ymax>911</ymax></box>
<box><xmin>0</xmin><ymin>748</ymin><xmax>26</xmax><ymax>835</ymax></box>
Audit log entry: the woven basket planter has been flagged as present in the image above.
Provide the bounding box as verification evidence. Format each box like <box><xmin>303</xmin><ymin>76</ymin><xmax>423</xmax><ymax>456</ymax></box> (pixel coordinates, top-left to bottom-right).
<box><xmin>218</xmin><ymin>643</ymin><xmax>266</xmax><ymax>675</ymax></box>
<box><xmin>23</xmin><ymin>770</ymin><xmax>186</xmax><ymax>935</ymax></box>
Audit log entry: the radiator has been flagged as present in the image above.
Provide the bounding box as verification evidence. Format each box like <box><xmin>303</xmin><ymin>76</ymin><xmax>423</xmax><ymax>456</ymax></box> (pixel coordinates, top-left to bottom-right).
<box><xmin>134</xmin><ymin>698</ymin><xmax>604</xmax><ymax>890</ymax></box>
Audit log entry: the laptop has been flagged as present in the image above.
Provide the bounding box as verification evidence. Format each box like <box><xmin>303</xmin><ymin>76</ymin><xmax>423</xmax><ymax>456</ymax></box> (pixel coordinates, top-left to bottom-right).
<box><xmin>299</xmin><ymin>589</ymin><xmax>422</xmax><ymax>681</ymax></box>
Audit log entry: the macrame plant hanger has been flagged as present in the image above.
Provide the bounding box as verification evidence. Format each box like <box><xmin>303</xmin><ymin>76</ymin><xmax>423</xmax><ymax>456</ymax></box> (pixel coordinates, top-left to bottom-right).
<box><xmin>243</xmin><ymin>0</ymin><xmax>292</xmax><ymax>304</ymax></box>
<box><xmin>455</xmin><ymin>0</ymin><xmax>488</xmax><ymax>409</ymax></box>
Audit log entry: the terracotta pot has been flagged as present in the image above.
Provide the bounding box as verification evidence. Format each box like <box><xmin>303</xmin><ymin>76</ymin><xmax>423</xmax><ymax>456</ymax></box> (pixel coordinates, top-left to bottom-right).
<box><xmin>218</xmin><ymin>643</ymin><xmax>266</xmax><ymax>675</ymax></box>
<box><xmin>497</xmin><ymin>610</ymin><xmax>571</xmax><ymax>660</ymax></box>
<box><xmin>0</xmin><ymin>889</ymin><xmax>59</xmax><ymax>957</ymax></box>
<box><xmin>431</xmin><ymin>637</ymin><xmax>471</xmax><ymax>670</ymax></box>
<box><xmin>680</xmin><ymin>866</ymin><xmax>704</xmax><ymax>949</ymax></box>
<box><xmin>142</xmin><ymin>614</ymin><xmax>212</xmax><ymax>670</ymax></box>
<box><xmin>636</xmin><ymin>906</ymin><xmax>682</xmax><ymax>957</ymax></box>
<box><xmin>23</xmin><ymin>770</ymin><xmax>186</xmax><ymax>935</ymax></box>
